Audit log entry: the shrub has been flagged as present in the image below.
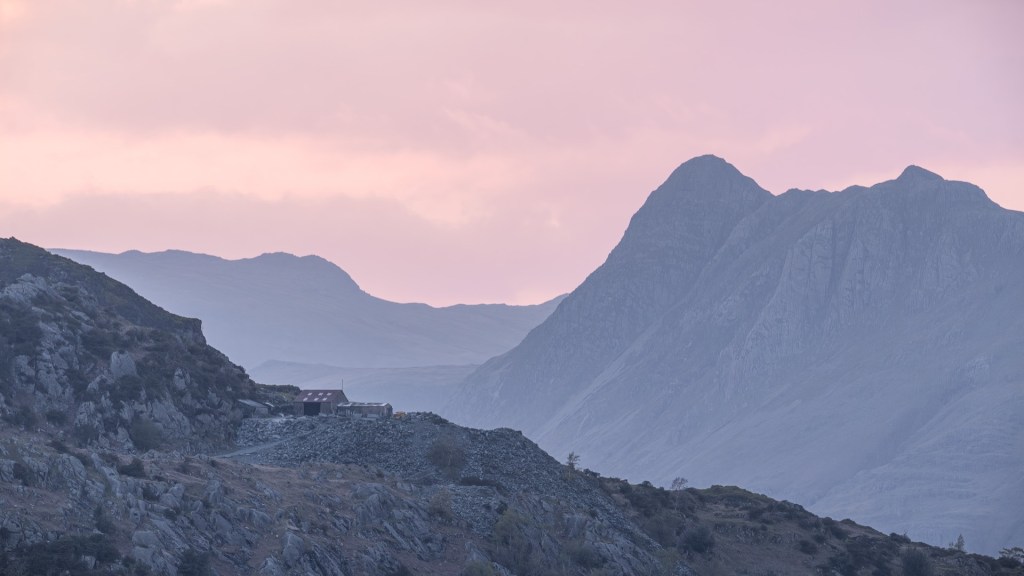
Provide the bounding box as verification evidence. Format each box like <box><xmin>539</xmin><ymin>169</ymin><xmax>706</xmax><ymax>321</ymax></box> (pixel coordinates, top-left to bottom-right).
<box><xmin>826</xmin><ymin>552</ymin><xmax>856</xmax><ymax>576</ymax></box>
<box><xmin>681</xmin><ymin>525</ymin><xmax>715</xmax><ymax>554</ymax></box>
<box><xmin>427</xmin><ymin>436</ymin><xmax>466</xmax><ymax>479</ymax></box>
<box><xmin>142</xmin><ymin>484</ymin><xmax>160</xmax><ymax>502</ymax></box>
<box><xmin>622</xmin><ymin>481</ymin><xmax>673</xmax><ymax>518</ymax></box>
<box><xmin>798</xmin><ymin>539</ymin><xmax>818</xmax><ymax>555</ymax></box>
<box><xmin>889</xmin><ymin>532</ymin><xmax>911</xmax><ymax>544</ymax></box>
<box><xmin>177</xmin><ymin>548</ymin><xmax>212</xmax><ymax>576</ymax></box>
<box><xmin>5</xmin><ymin>405</ymin><xmax>38</xmax><ymax>430</ymax></box>
<box><xmin>95</xmin><ymin>506</ymin><xmax>117</xmax><ymax>535</ymax></box>
<box><xmin>44</xmin><ymin>409</ymin><xmax>67</xmax><ymax>425</ymax></box>
<box><xmin>71</xmin><ymin>423</ymin><xmax>100</xmax><ymax>446</ymax></box>
<box><xmin>428</xmin><ymin>489</ymin><xmax>453</xmax><ymax>521</ymax></box>
<box><xmin>129</xmin><ymin>418</ymin><xmax>163</xmax><ymax>451</ymax></box>
<box><xmin>0</xmin><ymin>533</ymin><xmax>120</xmax><ymax>575</ymax></box>
<box><xmin>48</xmin><ymin>438</ymin><xmax>69</xmax><ymax>453</ymax></box>
<box><xmin>827</xmin><ymin>523</ymin><xmax>848</xmax><ymax>540</ymax></box>
<box><xmin>117</xmin><ymin>457</ymin><xmax>147</xmax><ymax>478</ymax></box>
<box><xmin>12</xmin><ymin>461</ymin><xmax>37</xmax><ymax>487</ymax></box>
<box><xmin>81</xmin><ymin>329</ymin><xmax>118</xmax><ymax>358</ymax></box>
<box><xmin>110</xmin><ymin>375</ymin><xmax>143</xmax><ymax>406</ymax></box>
<box><xmin>901</xmin><ymin>549</ymin><xmax>934</xmax><ymax>576</ymax></box>
<box><xmin>567</xmin><ymin>540</ymin><xmax>604</xmax><ymax>568</ymax></box>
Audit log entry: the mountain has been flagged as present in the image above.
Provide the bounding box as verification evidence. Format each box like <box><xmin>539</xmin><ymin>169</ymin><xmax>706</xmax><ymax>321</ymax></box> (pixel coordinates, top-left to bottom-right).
<box><xmin>1</xmin><ymin>237</ymin><xmax>1020</xmax><ymax>575</ymax></box>
<box><xmin>0</xmin><ymin>237</ymin><xmax>273</xmax><ymax>453</ymax></box>
<box><xmin>50</xmin><ymin>249</ymin><xmax>562</xmax><ymax>371</ymax></box>
<box><xmin>447</xmin><ymin>156</ymin><xmax>1024</xmax><ymax>554</ymax></box>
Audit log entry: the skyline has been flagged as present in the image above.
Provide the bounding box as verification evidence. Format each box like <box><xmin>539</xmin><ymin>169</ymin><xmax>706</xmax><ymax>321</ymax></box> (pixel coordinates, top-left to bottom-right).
<box><xmin>1</xmin><ymin>0</ymin><xmax>1022</xmax><ymax>305</ymax></box>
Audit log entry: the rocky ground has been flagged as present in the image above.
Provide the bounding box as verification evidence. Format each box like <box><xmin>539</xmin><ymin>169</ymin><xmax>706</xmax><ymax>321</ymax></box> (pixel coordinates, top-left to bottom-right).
<box><xmin>3</xmin><ymin>412</ymin><xmax>1023</xmax><ymax>575</ymax></box>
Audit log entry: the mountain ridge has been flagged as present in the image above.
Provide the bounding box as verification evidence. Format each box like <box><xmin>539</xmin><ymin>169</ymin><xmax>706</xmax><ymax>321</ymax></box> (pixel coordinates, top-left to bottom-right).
<box><xmin>447</xmin><ymin>159</ymin><xmax>1024</xmax><ymax>554</ymax></box>
<box><xmin>51</xmin><ymin>248</ymin><xmax>564</xmax><ymax>371</ymax></box>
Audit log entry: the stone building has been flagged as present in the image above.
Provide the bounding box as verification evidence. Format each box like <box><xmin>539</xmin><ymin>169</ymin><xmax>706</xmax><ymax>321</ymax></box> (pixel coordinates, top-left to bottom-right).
<box><xmin>293</xmin><ymin>389</ymin><xmax>349</xmax><ymax>416</ymax></box>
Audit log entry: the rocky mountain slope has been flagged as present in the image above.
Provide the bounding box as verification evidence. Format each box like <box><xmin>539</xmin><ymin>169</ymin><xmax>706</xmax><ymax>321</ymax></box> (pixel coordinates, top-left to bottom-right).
<box><xmin>51</xmin><ymin>249</ymin><xmax>562</xmax><ymax>372</ymax></box>
<box><xmin>0</xmin><ymin>238</ymin><xmax>268</xmax><ymax>453</ymax></box>
<box><xmin>446</xmin><ymin>156</ymin><xmax>1024</xmax><ymax>554</ymax></box>
<box><xmin>4</xmin><ymin>412</ymin><xmax>1021</xmax><ymax>576</ymax></box>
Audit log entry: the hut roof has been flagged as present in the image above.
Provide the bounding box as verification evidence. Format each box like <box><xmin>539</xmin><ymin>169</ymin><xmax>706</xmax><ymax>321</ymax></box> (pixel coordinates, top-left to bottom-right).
<box><xmin>294</xmin><ymin>389</ymin><xmax>348</xmax><ymax>403</ymax></box>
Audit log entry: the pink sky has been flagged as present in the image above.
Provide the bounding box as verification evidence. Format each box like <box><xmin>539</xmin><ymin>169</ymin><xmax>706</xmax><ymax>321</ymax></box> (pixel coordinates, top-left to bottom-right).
<box><xmin>1</xmin><ymin>0</ymin><xmax>1021</xmax><ymax>305</ymax></box>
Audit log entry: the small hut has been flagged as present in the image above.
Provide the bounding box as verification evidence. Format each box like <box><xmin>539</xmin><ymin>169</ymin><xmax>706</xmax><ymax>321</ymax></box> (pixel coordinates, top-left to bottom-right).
<box><xmin>293</xmin><ymin>389</ymin><xmax>348</xmax><ymax>416</ymax></box>
<box><xmin>237</xmin><ymin>399</ymin><xmax>271</xmax><ymax>417</ymax></box>
<box><xmin>336</xmin><ymin>402</ymin><xmax>393</xmax><ymax>419</ymax></box>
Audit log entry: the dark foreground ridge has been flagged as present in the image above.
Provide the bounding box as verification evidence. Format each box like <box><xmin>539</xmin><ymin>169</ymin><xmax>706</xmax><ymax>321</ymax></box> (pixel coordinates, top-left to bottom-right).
<box><xmin>3</xmin><ymin>411</ymin><xmax>1023</xmax><ymax>575</ymax></box>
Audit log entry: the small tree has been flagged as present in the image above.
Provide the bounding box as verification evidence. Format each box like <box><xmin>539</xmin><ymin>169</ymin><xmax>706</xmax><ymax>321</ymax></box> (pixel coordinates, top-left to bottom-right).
<box><xmin>564</xmin><ymin>452</ymin><xmax>580</xmax><ymax>479</ymax></box>
<box><xmin>949</xmin><ymin>533</ymin><xmax>965</xmax><ymax>552</ymax></box>
<box><xmin>670</xmin><ymin>477</ymin><xmax>688</xmax><ymax>491</ymax></box>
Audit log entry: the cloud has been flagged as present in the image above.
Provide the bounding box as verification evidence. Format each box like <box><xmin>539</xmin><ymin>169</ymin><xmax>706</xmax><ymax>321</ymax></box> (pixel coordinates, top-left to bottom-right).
<box><xmin>1</xmin><ymin>190</ymin><xmax>618</xmax><ymax>305</ymax></box>
<box><xmin>0</xmin><ymin>0</ymin><xmax>1022</xmax><ymax>303</ymax></box>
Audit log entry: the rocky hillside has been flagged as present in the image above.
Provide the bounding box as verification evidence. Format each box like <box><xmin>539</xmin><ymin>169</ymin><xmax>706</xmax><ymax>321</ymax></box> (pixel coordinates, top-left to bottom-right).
<box><xmin>446</xmin><ymin>156</ymin><xmax>1024</xmax><ymax>554</ymax></box>
<box><xmin>0</xmin><ymin>237</ymin><xmax>265</xmax><ymax>453</ymax></box>
<box><xmin>52</xmin><ymin>249</ymin><xmax>563</xmax><ymax>371</ymax></box>
<box><xmin>3</xmin><ymin>411</ymin><xmax>1021</xmax><ymax>576</ymax></box>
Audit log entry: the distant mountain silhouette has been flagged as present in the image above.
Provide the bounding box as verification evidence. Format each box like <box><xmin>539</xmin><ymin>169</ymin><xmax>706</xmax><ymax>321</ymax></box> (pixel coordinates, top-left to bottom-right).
<box><xmin>448</xmin><ymin>155</ymin><xmax>1024</xmax><ymax>554</ymax></box>
<box><xmin>52</xmin><ymin>249</ymin><xmax>562</xmax><ymax>371</ymax></box>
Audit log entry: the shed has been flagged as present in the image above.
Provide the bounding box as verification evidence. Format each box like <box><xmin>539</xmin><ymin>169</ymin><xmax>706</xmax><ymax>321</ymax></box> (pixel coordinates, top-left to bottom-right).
<box><xmin>336</xmin><ymin>402</ymin><xmax>393</xmax><ymax>419</ymax></box>
<box><xmin>237</xmin><ymin>399</ymin><xmax>270</xmax><ymax>417</ymax></box>
<box><xmin>294</xmin><ymin>389</ymin><xmax>349</xmax><ymax>416</ymax></box>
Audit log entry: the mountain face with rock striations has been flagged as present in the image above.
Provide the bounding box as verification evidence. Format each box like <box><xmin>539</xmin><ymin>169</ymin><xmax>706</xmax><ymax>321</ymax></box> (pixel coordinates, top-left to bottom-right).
<box><xmin>447</xmin><ymin>155</ymin><xmax>1024</xmax><ymax>554</ymax></box>
<box><xmin>51</xmin><ymin>248</ymin><xmax>562</xmax><ymax>371</ymax></box>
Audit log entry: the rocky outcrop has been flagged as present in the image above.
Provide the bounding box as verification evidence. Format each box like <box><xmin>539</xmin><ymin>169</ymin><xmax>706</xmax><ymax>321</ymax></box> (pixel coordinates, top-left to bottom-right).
<box><xmin>447</xmin><ymin>157</ymin><xmax>1024</xmax><ymax>554</ymax></box>
<box><xmin>233</xmin><ymin>413</ymin><xmax>662</xmax><ymax>574</ymax></box>
<box><xmin>0</xmin><ymin>238</ymin><xmax>260</xmax><ymax>453</ymax></box>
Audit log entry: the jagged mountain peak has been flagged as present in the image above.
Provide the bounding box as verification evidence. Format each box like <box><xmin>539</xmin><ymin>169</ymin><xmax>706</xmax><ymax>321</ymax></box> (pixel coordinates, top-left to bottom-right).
<box><xmin>897</xmin><ymin>164</ymin><xmax>944</xmax><ymax>182</ymax></box>
<box><xmin>655</xmin><ymin>154</ymin><xmax>771</xmax><ymax>202</ymax></box>
<box><xmin>450</xmin><ymin>162</ymin><xmax>1024</xmax><ymax>554</ymax></box>
<box><xmin>611</xmin><ymin>155</ymin><xmax>771</xmax><ymax>257</ymax></box>
<box><xmin>874</xmin><ymin>164</ymin><xmax>995</xmax><ymax>209</ymax></box>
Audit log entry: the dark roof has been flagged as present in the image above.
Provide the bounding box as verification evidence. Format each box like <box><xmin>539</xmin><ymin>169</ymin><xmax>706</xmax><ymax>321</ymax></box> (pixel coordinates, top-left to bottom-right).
<box><xmin>294</xmin><ymin>389</ymin><xmax>348</xmax><ymax>403</ymax></box>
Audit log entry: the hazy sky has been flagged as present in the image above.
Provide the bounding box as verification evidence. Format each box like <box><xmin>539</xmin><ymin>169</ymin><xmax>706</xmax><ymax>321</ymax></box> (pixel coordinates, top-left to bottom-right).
<box><xmin>1</xmin><ymin>0</ymin><xmax>1021</xmax><ymax>305</ymax></box>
